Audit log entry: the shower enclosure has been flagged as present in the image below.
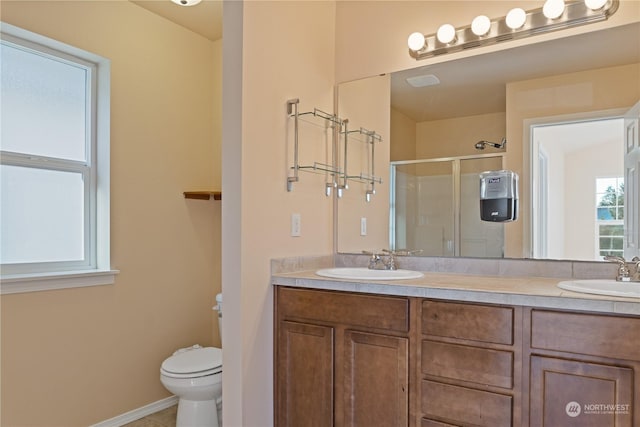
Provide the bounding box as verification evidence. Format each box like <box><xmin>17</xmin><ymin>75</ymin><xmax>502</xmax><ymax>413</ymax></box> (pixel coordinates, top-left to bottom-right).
<box><xmin>390</xmin><ymin>154</ymin><xmax>505</xmax><ymax>257</ymax></box>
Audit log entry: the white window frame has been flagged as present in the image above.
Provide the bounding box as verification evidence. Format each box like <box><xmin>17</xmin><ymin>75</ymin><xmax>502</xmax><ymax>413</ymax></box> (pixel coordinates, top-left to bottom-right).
<box><xmin>0</xmin><ymin>23</ymin><xmax>117</xmax><ymax>294</ymax></box>
<box><xmin>594</xmin><ymin>176</ymin><xmax>625</xmax><ymax>259</ymax></box>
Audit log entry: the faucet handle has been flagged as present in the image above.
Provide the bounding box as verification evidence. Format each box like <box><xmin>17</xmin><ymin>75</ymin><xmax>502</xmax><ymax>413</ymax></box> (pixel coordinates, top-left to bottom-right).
<box><xmin>363</xmin><ymin>250</ymin><xmax>383</xmax><ymax>269</ymax></box>
<box><xmin>604</xmin><ymin>255</ymin><xmax>631</xmax><ymax>281</ymax></box>
<box><xmin>632</xmin><ymin>257</ymin><xmax>640</xmax><ymax>281</ymax></box>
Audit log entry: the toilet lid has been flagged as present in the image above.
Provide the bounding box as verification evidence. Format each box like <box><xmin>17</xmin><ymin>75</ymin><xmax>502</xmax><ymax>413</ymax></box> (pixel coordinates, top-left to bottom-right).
<box><xmin>161</xmin><ymin>347</ymin><xmax>222</xmax><ymax>375</ymax></box>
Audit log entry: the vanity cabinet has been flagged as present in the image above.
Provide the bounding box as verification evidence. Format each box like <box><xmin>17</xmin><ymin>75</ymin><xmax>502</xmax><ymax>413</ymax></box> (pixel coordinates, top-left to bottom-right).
<box><xmin>525</xmin><ymin>309</ymin><xmax>640</xmax><ymax>427</ymax></box>
<box><xmin>274</xmin><ymin>286</ymin><xmax>640</xmax><ymax>427</ymax></box>
<box><xmin>418</xmin><ymin>300</ymin><xmax>521</xmax><ymax>427</ymax></box>
<box><xmin>275</xmin><ymin>287</ymin><xmax>412</xmax><ymax>427</ymax></box>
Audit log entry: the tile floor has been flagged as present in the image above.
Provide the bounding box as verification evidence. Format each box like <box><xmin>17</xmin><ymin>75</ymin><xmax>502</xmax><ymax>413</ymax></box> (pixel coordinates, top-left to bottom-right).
<box><xmin>123</xmin><ymin>405</ymin><xmax>177</xmax><ymax>427</ymax></box>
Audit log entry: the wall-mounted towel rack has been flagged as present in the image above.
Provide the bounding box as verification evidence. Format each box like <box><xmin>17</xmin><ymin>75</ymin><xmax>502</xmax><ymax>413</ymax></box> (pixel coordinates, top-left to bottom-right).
<box><xmin>341</xmin><ymin>125</ymin><xmax>383</xmax><ymax>202</ymax></box>
<box><xmin>286</xmin><ymin>98</ymin><xmax>343</xmax><ymax>195</ymax></box>
<box><xmin>286</xmin><ymin>98</ymin><xmax>382</xmax><ymax>200</ymax></box>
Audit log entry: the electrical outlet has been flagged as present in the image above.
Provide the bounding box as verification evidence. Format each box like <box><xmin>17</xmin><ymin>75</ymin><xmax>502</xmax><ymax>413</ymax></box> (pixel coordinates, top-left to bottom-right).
<box><xmin>291</xmin><ymin>213</ymin><xmax>301</xmax><ymax>237</ymax></box>
<box><xmin>360</xmin><ymin>217</ymin><xmax>367</xmax><ymax>236</ymax></box>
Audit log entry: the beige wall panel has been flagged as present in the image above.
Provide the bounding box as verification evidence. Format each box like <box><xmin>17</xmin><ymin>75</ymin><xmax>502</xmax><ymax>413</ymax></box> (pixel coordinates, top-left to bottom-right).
<box><xmin>1</xmin><ymin>2</ymin><xmax>221</xmax><ymax>425</ymax></box>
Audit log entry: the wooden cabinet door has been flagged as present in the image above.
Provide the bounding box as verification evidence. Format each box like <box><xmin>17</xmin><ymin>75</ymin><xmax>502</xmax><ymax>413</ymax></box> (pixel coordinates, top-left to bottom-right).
<box><xmin>343</xmin><ymin>330</ymin><xmax>409</xmax><ymax>427</ymax></box>
<box><xmin>276</xmin><ymin>321</ymin><xmax>334</xmax><ymax>427</ymax></box>
<box><xmin>530</xmin><ymin>356</ymin><xmax>633</xmax><ymax>427</ymax></box>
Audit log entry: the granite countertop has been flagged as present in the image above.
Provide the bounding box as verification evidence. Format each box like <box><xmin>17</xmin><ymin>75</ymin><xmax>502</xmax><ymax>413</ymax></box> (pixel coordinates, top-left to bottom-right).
<box><xmin>272</xmin><ymin>269</ymin><xmax>640</xmax><ymax>316</ymax></box>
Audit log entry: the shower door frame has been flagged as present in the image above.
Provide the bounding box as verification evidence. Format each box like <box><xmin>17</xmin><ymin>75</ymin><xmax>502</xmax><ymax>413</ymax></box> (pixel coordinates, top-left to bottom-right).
<box><xmin>390</xmin><ymin>152</ymin><xmax>505</xmax><ymax>256</ymax></box>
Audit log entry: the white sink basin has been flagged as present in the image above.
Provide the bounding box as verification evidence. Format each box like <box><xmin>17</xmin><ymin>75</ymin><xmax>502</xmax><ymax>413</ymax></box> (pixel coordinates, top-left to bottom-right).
<box><xmin>316</xmin><ymin>267</ymin><xmax>424</xmax><ymax>281</ymax></box>
<box><xmin>557</xmin><ymin>279</ymin><xmax>640</xmax><ymax>298</ymax></box>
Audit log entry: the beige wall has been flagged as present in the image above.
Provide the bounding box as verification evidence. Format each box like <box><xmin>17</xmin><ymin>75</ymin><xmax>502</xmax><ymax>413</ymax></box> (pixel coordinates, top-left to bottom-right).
<box><xmin>390</xmin><ymin>107</ymin><xmax>416</xmax><ymax>161</ymax></box>
<box><xmin>505</xmin><ymin>63</ymin><xmax>640</xmax><ymax>257</ymax></box>
<box><xmin>334</xmin><ymin>1</ymin><xmax>639</xmax><ymax>83</ymax></box>
<box><xmin>336</xmin><ymin>74</ymin><xmax>391</xmax><ymax>254</ymax></box>
<box><xmin>222</xmin><ymin>1</ymin><xmax>336</xmax><ymax>425</ymax></box>
<box><xmin>0</xmin><ymin>2</ymin><xmax>222</xmax><ymax>426</ymax></box>
<box><xmin>416</xmin><ymin>112</ymin><xmax>506</xmax><ymax>159</ymax></box>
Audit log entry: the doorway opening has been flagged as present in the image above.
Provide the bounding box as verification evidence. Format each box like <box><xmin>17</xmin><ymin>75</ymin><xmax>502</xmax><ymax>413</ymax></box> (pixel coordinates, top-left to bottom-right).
<box><xmin>531</xmin><ymin>118</ymin><xmax>625</xmax><ymax>261</ymax></box>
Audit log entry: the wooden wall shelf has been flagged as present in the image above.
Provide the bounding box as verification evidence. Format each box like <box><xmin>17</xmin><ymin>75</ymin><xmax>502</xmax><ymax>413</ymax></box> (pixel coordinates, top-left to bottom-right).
<box><xmin>183</xmin><ymin>191</ymin><xmax>222</xmax><ymax>200</ymax></box>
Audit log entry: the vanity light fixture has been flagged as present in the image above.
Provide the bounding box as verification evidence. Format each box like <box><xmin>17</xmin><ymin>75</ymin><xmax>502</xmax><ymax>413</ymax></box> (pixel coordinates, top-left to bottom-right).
<box><xmin>408</xmin><ymin>0</ymin><xmax>619</xmax><ymax>60</ymax></box>
<box><xmin>407</xmin><ymin>32</ymin><xmax>427</xmax><ymax>51</ymax></box>
<box><xmin>585</xmin><ymin>0</ymin><xmax>608</xmax><ymax>10</ymax></box>
<box><xmin>543</xmin><ymin>0</ymin><xmax>566</xmax><ymax>19</ymax></box>
<box><xmin>471</xmin><ymin>15</ymin><xmax>491</xmax><ymax>36</ymax></box>
<box><xmin>436</xmin><ymin>24</ymin><xmax>457</xmax><ymax>44</ymax></box>
<box><xmin>171</xmin><ymin>0</ymin><xmax>202</xmax><ymax>6</ymax></box>
<box><xmin>505</xmin><ymin>8</ymin><xmax>527</xmax><ymax>30</ymax></box>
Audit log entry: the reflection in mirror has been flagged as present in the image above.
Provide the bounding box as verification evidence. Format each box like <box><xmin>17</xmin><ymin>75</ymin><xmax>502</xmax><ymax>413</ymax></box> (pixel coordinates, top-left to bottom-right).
<box><xmin>531</xmin><ymin>118</ymin><xmax>626</xmax><ymax>261</ymax></box>
<box><xmin>391</xmin><ymin>155</ymin><xmax>504</xmax><ymax>257</ymax></box>
<box><xmin>336</xmin><ymin>23</ymin><xmax>640</xmax><ymax>261</ymax></box>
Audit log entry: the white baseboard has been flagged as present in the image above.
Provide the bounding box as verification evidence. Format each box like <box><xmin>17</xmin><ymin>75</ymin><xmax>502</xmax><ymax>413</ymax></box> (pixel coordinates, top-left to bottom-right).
<box><xmin>90</xmin><ymin>395</ymin><xmax>178</xmax><ymax>427</ymax></box>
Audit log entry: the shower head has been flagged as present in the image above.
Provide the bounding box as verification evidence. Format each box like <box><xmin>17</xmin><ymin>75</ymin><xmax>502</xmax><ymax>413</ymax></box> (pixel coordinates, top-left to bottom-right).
<box><xmin>474</xmin><ymin>137</ymin><xmax>507</xmax><ymax>150</ymax></box>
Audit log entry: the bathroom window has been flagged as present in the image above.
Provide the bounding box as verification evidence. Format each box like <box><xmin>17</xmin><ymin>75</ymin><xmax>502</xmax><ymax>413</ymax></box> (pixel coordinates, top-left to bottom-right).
<box><xmin>596</xmin><ymin>177</ymin><xmax>625</xmax><ymax>258</ymax></box>
<box><xmin>0</xmin><ymin>23</ymin><xmax>115</xmax><ymax>293</ymax></box>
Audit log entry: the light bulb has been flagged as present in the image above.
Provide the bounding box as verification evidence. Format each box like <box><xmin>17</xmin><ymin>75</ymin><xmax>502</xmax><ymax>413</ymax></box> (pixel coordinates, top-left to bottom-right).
<box><xmin>506</xmin><ymin>8</ymin><xmax>527</xmax><ymax>30</ymax></box>
<box><xmin>543</xmin><ymin>0</ymin><xmax>565</xmax><ymax>19</ymax></box>
<box><xmin>436</xmin><ymin>24</ymin><xmax>457</xmax><ymax>44</ymax></box>
<box><xmin>471</xmin><ymin>15</ymin><xmax>491</xmax><ymax>36</ymax></box>
<box><xmin>585</xmin><ymin>0</ymin><xmax>608</xmax><ymax>10</ymax></box>
<box><xmin>407</xmin><ymin>32</ymin><xmax>426</xmax><ymax>51</ymax></box>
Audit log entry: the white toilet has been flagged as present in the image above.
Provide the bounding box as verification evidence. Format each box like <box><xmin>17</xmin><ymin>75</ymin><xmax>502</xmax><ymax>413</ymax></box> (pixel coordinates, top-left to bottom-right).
<box><xmin>160</xmin><ymin>293</ymin><xmax>223</xmax><ymax>427</ymax></box>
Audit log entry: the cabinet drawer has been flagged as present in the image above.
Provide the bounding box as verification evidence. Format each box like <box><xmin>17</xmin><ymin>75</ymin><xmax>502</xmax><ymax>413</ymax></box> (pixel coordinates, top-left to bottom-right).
<box><xmin>531</xmin><ymin>310</ymin><xmax>640</xmax><ymax>361</ymax></box>
<box><xmin>422</xmin><ymin>300</ymin><xmax>513</xmax><ymax>345</ymax></box>
<box><xmin>278</xmin><ymin>287</ymin><xmax>409</xmax><ymax>332</ymax></box>
<box><xmin>421</xmin><ymin>380</ymin><xmax>512</xmax><ymax>426</ymax></box>
<box><xmin>421</xmin><ymin>340</ymin><xmax>513</xmax><ymax>389</ymax></box>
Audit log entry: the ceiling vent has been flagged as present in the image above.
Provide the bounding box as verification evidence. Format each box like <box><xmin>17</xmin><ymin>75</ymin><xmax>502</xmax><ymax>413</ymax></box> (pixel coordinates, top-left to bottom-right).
<box><xmin>406</xmin><ymin>74</ymin><xmax>441</xmax><ymax>88</ymax></box>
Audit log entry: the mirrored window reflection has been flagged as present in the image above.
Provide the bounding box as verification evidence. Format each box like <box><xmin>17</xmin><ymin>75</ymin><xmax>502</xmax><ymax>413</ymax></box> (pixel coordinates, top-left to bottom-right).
<box><xmin>596</xmin><ymin>176</ymin><xmax>625</xmax><ymax>257</ymax></box>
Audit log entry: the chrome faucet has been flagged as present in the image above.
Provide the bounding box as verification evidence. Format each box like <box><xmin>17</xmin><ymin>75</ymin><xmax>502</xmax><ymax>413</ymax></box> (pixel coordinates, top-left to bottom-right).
<box><xmin>633</xmin><ymin>257</ymin><xmax>640</xmax><ymax>282</ymax></box>
<box><xmin>604</xmin><ymin>255</ymin><xmax>632</xmax><ymax>282</ymax></box>
<box><xmin>363</xmin><ymin>249</ymin><xmax>422</xmax><ymax>270</ymax></box>
<box><xmin>365</xmin><ymin>252</ymin><xmax>385</xmax><ymax>270</ymax></box>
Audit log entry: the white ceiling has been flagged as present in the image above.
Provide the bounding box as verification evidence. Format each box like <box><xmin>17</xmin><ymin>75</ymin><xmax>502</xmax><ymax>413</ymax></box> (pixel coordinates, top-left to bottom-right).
<box><xmin>130</xmin><ymin>0</ymin><xmax>222</xmax><ymax>41</ymax></box>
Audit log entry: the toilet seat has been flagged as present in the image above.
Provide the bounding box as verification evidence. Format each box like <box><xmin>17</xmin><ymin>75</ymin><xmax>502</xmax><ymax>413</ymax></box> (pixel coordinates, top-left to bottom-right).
<box><xmin>161</xmin><ymin>346</ymin><xmax>222</xmax><ymax>379</ymax></box>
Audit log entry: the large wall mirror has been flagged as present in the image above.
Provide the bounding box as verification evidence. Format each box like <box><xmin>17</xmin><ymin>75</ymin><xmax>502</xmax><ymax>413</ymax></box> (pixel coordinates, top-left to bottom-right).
<box><xmin>336</xmin><ymin>23</ymin><xmax>640</xmax><ymax>262</ymax></box>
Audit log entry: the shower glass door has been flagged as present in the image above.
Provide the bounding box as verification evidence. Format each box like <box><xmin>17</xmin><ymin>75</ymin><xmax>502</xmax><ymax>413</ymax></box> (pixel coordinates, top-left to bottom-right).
<box><xmin>391</xmin><ymin>154</ymin><xmax>504</xmax><ymax>257</ymax></box>
<box><xmin>460</xmin><ymin>157</ymin><xmax>504</xmax><ymax>257</ymax></box>
<box><xmin>391</xmin><ymin>160</ymin><xmax>454</xmax><ymax>256</ymax></box>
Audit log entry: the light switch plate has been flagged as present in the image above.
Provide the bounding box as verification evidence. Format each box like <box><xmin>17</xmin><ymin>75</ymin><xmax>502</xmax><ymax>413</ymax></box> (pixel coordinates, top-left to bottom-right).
<box><xmin>291</xmin><ymin>213</ymin><xmax>301</xmax><ymax>237</ymax></box>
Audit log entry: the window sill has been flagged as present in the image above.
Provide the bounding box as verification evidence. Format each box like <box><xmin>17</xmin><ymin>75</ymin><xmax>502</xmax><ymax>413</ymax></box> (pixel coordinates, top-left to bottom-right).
<box><xmin>0</xmin><ymin>269</ymin><xmax>119</xmax><ymax>295</ymax></box>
